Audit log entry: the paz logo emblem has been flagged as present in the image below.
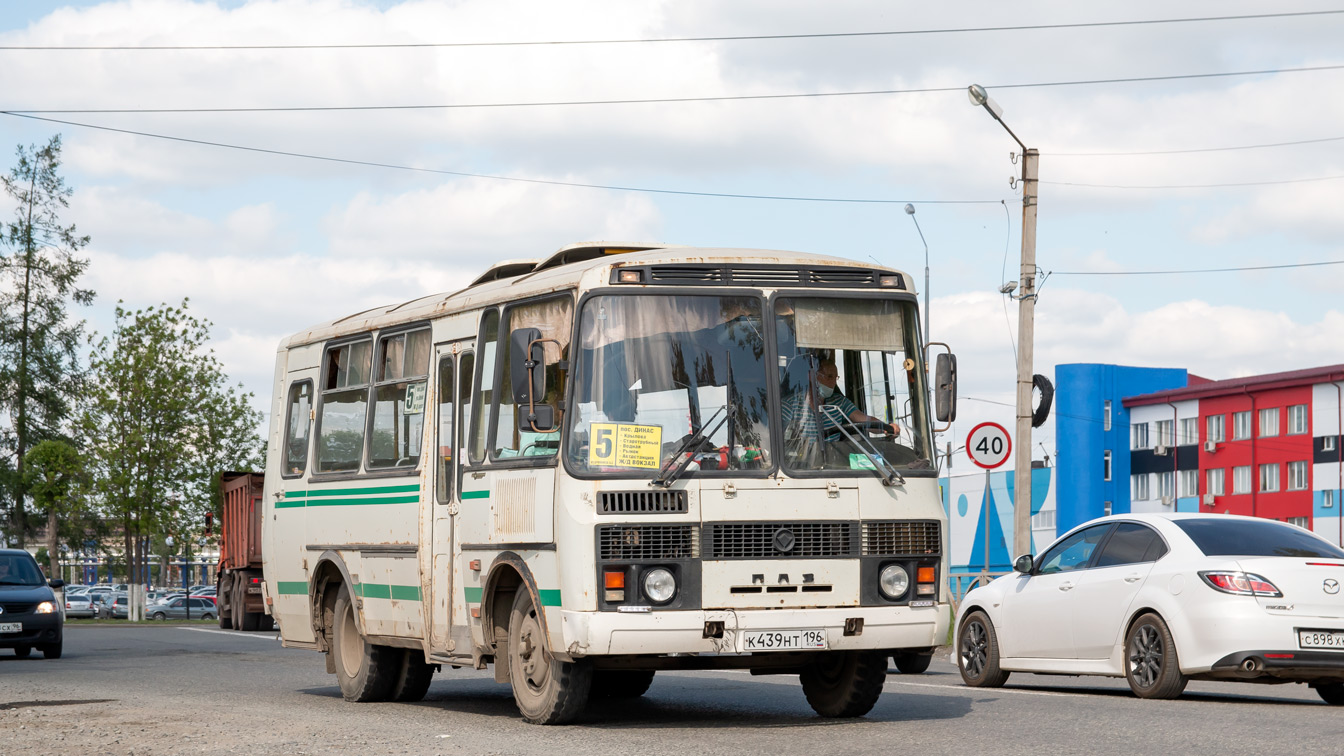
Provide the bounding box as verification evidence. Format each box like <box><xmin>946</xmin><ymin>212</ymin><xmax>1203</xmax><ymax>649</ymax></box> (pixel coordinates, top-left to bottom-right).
<box><xmin>1325</xmin><ymin>579</ymin><xmax>1340</xmax><ymax>595</ymax></box>
<box><xmin>773</xmin><ymin>528</ymin><xmax>796</xmax><ymax>554</ymax></box>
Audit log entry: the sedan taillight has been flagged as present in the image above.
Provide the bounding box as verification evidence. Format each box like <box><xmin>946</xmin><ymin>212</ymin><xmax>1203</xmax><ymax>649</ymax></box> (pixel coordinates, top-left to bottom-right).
<box><xmin>1199</xmin><ymin>570</ymin><xmax>1282</xmax><ymax>597</ymax></box>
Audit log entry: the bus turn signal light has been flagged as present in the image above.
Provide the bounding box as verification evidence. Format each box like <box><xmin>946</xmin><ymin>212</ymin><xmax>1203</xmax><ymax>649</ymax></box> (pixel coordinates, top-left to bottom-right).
<box><xmin>917</xmin><ymin>567</ymin><xmax>936</xmax><ymax>583</ymax></box>
<box><xmin>604</xmin><ymin>569</ymin><xmax>626</xmax><ymax>602</ymax></box>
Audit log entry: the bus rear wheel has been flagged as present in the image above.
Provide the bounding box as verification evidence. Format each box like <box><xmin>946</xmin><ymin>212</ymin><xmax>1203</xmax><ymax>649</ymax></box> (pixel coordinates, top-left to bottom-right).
<box><xmin>799</xmin><ymin>651</ymin><xmax>887</xmax><ymax>718</ymax></box>
<box><xmin>331</xmin><ymin>583</ymin><xmax>397</xmax><ymax>702</ymax></box>
<box><xmin>506</xmin><ymin>589</ymin><xmax>591</xmax><ymax>724</ymax></box>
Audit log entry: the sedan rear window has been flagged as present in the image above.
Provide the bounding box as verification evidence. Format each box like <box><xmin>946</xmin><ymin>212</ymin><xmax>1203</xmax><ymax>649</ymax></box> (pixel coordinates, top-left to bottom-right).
<box><xmin>1175</xmin><ymin>518</ymin><xmax>1344</xmax><ymax>558</ymax></box>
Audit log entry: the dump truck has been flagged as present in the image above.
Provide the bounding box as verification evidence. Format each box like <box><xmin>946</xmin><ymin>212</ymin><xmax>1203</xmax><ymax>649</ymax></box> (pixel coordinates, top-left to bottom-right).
<box><xmin>216</xmin><ymin>471</ymin><xmax>273</xmax><ymax>631</ymax></box>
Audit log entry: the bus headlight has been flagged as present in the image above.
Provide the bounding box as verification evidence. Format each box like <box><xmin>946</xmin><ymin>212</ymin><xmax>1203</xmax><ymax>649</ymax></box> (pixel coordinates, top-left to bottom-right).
<box><xmin>642</xmin><ymin>568</ymin><xmax>676</xmax><ymax>604</ymax></box>
<box><xmin>879</xmin><ymin>564</ymin><xmax>910</xmax><ymax>600</ymax></box>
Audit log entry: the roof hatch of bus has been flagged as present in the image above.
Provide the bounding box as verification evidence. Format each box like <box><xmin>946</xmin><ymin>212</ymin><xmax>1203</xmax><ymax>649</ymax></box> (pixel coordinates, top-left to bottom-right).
<box><xmin>468</xmin><ymin>258</ymin><xmax>540</xmax><ymax>287</ymax></box>
<box><xmin>529</xmin><ymin>242</ymin><xmax>667</xmax><ymax>274</ymax></box>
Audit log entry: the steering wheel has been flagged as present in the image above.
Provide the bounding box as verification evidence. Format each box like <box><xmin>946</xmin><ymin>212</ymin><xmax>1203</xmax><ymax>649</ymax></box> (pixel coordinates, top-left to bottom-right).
<box><xmin>824</xmin><ymin>419</ymin><xmax>895</xmax><ymax>442</ymax></box>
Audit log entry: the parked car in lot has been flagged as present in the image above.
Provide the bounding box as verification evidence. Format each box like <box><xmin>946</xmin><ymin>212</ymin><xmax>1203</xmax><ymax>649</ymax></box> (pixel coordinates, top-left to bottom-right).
<box><xmin>148</xmin><ymin>597</ymin><xmax>217</xmax><ymax>621</ymax></box>
<box><xmin>63</xmin><ymin>593</ymin><xmax>96</xmax><ymax>619</ymax></box>
<box><xmin>956</xmin><ymin>513</ymin><xmax>1344</xmax><ymax>704</ymax></box>
<box><xmin>107</xmin><ymin>594</ymin><xmax>130</xmax><ymax>619</ymax></box>
<box><xmin>0</xmin><ymin>548</ymin><xmax>64</xmax><ymax>658</ymax></box>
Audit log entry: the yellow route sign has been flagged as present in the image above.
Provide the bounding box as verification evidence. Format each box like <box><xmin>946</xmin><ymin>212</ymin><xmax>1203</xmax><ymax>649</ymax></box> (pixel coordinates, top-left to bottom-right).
<box><xmin>589</xmin><ymin>422</ymin><xmax>664</xmax><ymax>469</ymax></box>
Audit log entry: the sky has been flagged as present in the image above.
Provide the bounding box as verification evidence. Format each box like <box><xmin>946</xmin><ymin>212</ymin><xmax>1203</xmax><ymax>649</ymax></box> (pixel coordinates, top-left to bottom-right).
<box><xmin>1</xmin><ymin>0</ymin><xmax>1342</xmax><ymax>472</ymax></box>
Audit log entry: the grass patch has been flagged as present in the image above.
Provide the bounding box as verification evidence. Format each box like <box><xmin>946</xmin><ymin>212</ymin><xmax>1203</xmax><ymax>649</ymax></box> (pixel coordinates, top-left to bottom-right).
<box><xmin>65</xmin><ymin>618</ymin><xmax>220</xmax><ymax>626</ymax></box>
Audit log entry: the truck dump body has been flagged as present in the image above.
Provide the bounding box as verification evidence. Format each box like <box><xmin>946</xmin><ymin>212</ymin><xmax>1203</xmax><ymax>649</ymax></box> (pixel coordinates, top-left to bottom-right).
<box><xmin>220</xmin><ymin>472</ymin><xmax>263</xmax><ymax>571</ymax></box>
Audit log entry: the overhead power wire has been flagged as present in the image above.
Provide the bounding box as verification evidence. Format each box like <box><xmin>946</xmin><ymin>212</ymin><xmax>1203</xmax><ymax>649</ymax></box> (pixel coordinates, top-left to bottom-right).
<box><xmin>2</xmin><ymin>9</ymin><xmax>1341</xmax><ymax>50</ymax></box>
<box><xmin>7</xmin><ymin>63</ymin><xmax>1344</xmax><ymax>115</ymax></box>
<box><xmin>1043</xmin><ymin>172</ymin><xmax>1344</xmax><ymax>189</ymax></box>
<box><xmin>1051</xmin><ymin>259</ymin><xmax>1344</xmax><ymax>276</ymax></box>
<box><xmin>0</xmin><ymin>111</ymin><xmax>1005</xmax><ymax>205</ymax></box>
<box><xmin>1051</xmin><ymin>133</ymin><xmax>1344</xmax><ymax>157</ymax></box>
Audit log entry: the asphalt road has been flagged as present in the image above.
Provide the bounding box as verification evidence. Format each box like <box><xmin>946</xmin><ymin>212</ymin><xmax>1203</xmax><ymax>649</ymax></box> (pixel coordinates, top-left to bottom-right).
<box><xmin>2</xmin><ymin>626</ymin><xmax>1343</xmax><ymax>755</ymax></box>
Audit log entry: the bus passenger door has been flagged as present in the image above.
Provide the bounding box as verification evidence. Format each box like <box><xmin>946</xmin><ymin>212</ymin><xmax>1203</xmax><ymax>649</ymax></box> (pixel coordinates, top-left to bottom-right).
<box><xmin>429</xmin><ymin>342</ymin><xmax>473</xmax><ymax>653</ymax></box>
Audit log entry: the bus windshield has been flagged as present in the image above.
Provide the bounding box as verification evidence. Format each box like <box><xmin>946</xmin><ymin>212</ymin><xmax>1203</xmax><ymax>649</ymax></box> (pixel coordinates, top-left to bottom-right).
<box><xmin>567</xmin><ymin>294</ymin><xmax>771</xmax><ymax>475</ymax></box>
<box><xmin>774</xmin><ymin>297</ymin><xmax>932</xmax><ymax>472</ymax></box>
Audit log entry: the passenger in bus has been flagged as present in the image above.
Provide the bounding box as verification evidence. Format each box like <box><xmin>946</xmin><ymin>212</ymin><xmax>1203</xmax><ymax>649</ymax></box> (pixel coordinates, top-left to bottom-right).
<box><xmin>781</xmin><ymin>358</ymin><xmax>900</xmax><ymax>440</ymax></box>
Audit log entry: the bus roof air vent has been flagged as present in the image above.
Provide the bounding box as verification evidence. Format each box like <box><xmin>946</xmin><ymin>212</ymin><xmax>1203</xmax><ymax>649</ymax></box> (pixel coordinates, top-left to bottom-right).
<box><xmin>468</xmin><ymin>258</ymin><xmax>540</xmax><ymax>287</ymax></box>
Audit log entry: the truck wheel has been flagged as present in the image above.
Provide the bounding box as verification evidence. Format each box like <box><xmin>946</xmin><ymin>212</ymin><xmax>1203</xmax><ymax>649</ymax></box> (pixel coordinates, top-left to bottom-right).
<box><xmin>590</xmin><ymin>670</ymin><xmax>656</xmax><ymax>699</ymax></box>
<box><xmin>391</xmin><ymin>649</ymin><xmax>436</xmax><ymax>702</ymax></box>
<box><xmin>799</xmin><ymin>651</ymin><xmax>887</xmax><ymax>718</ymax></box>
<box><xmin>218</xmin><ymin>610</ymin><xmax>231</xmax><ymax>629</ymax></box>
<box><xmin>506</xmin><ymin>588</ymin><xmax>591</xmax><ymax>724</ymax></box>
<box><xmin>331</xmin><ymin>583</ymin><xmax>397</xmax><ymax>702</ymax></box>
<box><xmin>240</xmin><ymin>609</ymin><xmax>260</xmax><ymax>632</ymax></box>
<box><xmin>231</xmin><ymin>585</ymin><xmax>245</xmax><ymax>631</ymax></box>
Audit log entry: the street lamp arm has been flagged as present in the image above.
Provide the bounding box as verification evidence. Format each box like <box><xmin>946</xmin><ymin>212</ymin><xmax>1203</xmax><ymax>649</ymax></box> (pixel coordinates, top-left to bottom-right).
<box><xmin>982</xmin><ymin>105</ymin><xmax>1027</xmax><ymax>152</ymax></box>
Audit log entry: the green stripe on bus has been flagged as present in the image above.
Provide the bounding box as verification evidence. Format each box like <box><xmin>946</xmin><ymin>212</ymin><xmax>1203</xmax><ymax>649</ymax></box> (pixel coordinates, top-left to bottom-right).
<box><xmin>460</xmin><ymin>490</ymin><xmax>489</xmax><ymax>499</ymax></box>
<box><xmin>538</xmin><ymin>590</ymin><xmax>562</xmax><ymax>607</ymax></box>
<box><xmin>284</xmin><ymin>491</ymin><xmax>308</xmax><ymax>499</ymax></box>
<box><xmin>389</xmin><ymin>585</ymin><xmax>422</xmax><ymax>601</ymax></box>
<box><xmin>353</xmin><ymin>583</ymin><xmax>421</xmax><ymax>601</ymax></box>
<box><xmin>305</xmin><ymin>484</ymin><xmax>421</xmax><ymax>498</ymax></box>
<box><xmin>274</xmin><ymin>500</ymin><xmax>307</xmax><ymax>509</ymax></box>
<box><xmin>464</xmin><ymin>587</ymin><xmax>483</xmax><ymax>603</ymax></box>
<box><xmin>304</xmin><ymin>495</ymin><xmax>420</xmax><ymax>507</ymax></box>
<box><xmin>276</xmin><ymin>582</ymin><xmax>308</xmax><ymax>595</ymax></box>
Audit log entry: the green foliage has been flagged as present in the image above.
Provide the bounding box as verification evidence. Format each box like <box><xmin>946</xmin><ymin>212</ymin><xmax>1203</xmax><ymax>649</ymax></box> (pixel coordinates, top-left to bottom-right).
<box><xmin>80</xmin><ymin>300</ymin><xmax>262</xmax><ymax>583</ymax></box>
<box><xmin>23</xmin><ymin>438</ymin><xmax>94</xmax><ymax>576</ymax></box>
<box><xmin>0</xmin><ymin>135</ymin><xmax>94</xmax><ymax>546</ymax></box>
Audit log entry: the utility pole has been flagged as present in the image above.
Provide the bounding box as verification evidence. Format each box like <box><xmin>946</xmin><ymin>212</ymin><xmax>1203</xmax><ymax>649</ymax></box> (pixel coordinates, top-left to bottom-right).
<box><xmin>969</xmin><ymin>84</ymin><xmax>1039</xmax><ymax>559</ymax></box>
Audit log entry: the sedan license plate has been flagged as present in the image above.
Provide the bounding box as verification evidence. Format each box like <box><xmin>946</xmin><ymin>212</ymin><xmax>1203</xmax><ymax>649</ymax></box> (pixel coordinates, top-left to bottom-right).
<box><xmin>0</xmin><ymin>622</ymin><xmax>20</xmax><ymax>633</ymax></box>
<box><xmin>742</xmin><ymin>629</ymin><xmax>828</xmax><ymax>652</ymax></box>
<box><xmin>1298</xmin><ymin>630</ymin><xmax>1344</xmax><ymax>649</ymax></box>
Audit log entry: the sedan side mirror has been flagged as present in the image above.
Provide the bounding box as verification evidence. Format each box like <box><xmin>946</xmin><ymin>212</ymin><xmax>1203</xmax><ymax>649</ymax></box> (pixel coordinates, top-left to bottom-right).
<box><xmin>48</xmin><ymin>578</ymin><xmax>65</xmax><ymax>589</ymax></box>
<box><xmin>1013</xmin><ymin>554</ymin><xmax>1035</xmax><ymax>574</ymax></box>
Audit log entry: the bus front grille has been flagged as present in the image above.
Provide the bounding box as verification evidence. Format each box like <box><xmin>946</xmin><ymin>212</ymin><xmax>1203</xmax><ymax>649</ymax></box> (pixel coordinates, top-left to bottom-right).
<box><xmin>598</xmin><ymin>490</ymin><xmax>688</xmax><ymax>515</ymax></box>
<box><xmin>861</xmin><ymin>521</ymin><xmax>941</xmax><ymax>556</ymax></box>
<box><xmin>705</xmin><ymin>522</ymin><xmax>858</xmax><ymax>559</ymax></box>
<box><xmin>597</xmin><ymin>524</ymin><xmax>700</xmax><ymax>561</ymax></box>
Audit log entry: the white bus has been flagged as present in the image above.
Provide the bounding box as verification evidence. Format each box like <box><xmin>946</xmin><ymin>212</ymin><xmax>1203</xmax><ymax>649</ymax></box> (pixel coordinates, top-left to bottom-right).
<box><xmin>261</xmin><ymin>242</ymin><xmax>957</xmax><ymax>724</ymax></box>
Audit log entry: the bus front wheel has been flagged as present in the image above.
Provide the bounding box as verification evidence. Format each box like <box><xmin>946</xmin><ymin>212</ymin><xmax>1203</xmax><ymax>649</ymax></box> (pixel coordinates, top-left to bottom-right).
<box><xmin>506</xmin><ymin>589</ymin><xmax>591</xmax><ymax>724</ymax></box>
<box><xmin>799</xmin><ymin>650</ymin><xmax>887</xmax><ymax>718</ymax></box>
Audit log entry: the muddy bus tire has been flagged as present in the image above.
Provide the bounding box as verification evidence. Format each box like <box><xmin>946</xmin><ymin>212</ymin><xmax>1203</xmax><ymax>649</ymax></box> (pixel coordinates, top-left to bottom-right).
<box><xmin>507</xmin><ymin>588</ymin><xmax>591</xmax><ymax>724</ymax></box>
<box><xmin>590</xmin><ymin>670</ymin><xmax>656</xmax><ymax>700</ymax></box>
<box><xmin>332</xmin><ymin>583</ymin><xmax>397</xmax><ymax>702</ymax></box>
<box><xmin>799</xmin><ymin>650</ymin><xmax>887</xmax><ymax>718</ymax></box>
<box><xmin>391</xmin><ymin>649</ymin><xmax>436</xmax><ymax>702</ymax></box>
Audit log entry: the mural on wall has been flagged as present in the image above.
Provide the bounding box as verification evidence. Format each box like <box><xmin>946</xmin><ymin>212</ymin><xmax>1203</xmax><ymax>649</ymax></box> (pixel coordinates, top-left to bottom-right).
<box><xmin>942</xmin><ymin>467</ymin><xmax>1055</xmax><ymax>576</ymax></box>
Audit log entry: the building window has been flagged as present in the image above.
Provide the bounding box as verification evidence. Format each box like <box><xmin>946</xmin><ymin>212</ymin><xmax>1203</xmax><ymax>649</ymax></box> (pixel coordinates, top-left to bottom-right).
<box><xmin>1158</xmin><ymin>471</ymin><xmax>1175</xmax><ymax>500</ymax></box>
<box><xmin>1207</xmin><ymin>468</ymin><xmax>1225</xmax><ymax>496</ymax></box>
<box><xmin>1259</xmin><ymin>408</ymin><xmax>1279</xmax><ymax>438</ymax></box>
<box><xmin>1287</xmin><ymin>461</ymin><xmax>1308</xmax><ymax>491</ymax></box>
<box><xmin>1104</xmin><ymin>400</ymin><xmax>1112</xmax><ymax>431</ymax></box>
<box><xmin>1207</xmin><ymin>414</ymin><xmax>1225</xmax><ymax>443</ymax></box>
<box><xmin>1287</xmin><ymin>516</ymin><xmax>1309</xmax><ymax>529</ymax></box>
<box><xmin>1032</xmin><ymin>509</ymin><xmax>1056</xmax><ymax>530</ymax></box>
<box><xmin>1288</xmin><ymin>404</ymin><xmax>1308</xmax><ymax>435</ymax></box>
<box><xmin>1155</xmin><ymin>420</ymin><xmax>1174</xmax><ymax>448</ymax></box>
<box><xmin>1131</xmin><ymin>422</ymin><xmax>1150</xmax><ymax>450</ymax></box>
<box><xmin>1327</xmin><ymin>436</ymin><xmax>1338</xmax><ymax>452</ymax></box>
<box><xmin>1132</xmin><ymin>474</ymin><xmax>1150</xmax><ymax>501</ymax></box>
<box><xmin>1326</xmin><ymin>490</ymin><xmax>1336</xmax><ymax>509</ymax></box>
<box><xmin>1232</xmin><ymin>411</ymin><xmax>1252</xmax><ymax>441</ymax></box>
<box><xmin>1260</xmin><ymin>463</ymin><xmax>1280</xmax><ymax>493</ymax></box>
<box><xmin>1103</xmin><ymin>450</ymin><xmax>1112</xmax><ymax>481</ymax></box>
<box><xmin>1233</xmin><ymin>465</ymin><xmax>1252</xmax><ymax>495</ymax></box>
<box><xmin>1179</xmin><ymin>417</ymin><xmax>1198</xmax><ymax>445</ymax></box>
<box><xmin>1181</xmin><ymin>469</ymin><xmax>1199</xmax><ymax>497</ymax></box>
<box><xmin>1103</xmin><ymin>500</ymin><xmax>1112</xmax><ymax>516</ymax></box>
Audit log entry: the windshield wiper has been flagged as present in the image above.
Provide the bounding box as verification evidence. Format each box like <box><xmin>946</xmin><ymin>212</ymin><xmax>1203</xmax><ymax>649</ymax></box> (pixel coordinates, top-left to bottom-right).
<box><xmin>0</xmin><ymin>579</ymin><xmax>37</xmax><ymax>586</ymax></box>
<box><xmin>819</xmin><ymin>405</ymin><xmax>905</xmax><ymax>486</ymax></box>
<box><xmin>651</xmin><ymin>405</ymin><xmax>730</xmax><ymax>489</ymax></box>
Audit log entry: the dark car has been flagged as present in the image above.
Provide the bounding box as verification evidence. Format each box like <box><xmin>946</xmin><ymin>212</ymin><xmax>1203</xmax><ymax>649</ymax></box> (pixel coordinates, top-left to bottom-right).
<box><xmin>0</xmin><ymin>549</ymin><xmax>64</xmax><ymax>658</ymax></box>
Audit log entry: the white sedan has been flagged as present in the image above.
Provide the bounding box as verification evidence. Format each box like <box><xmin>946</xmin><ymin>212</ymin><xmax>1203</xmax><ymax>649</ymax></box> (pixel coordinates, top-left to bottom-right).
<box><xmin>955</xmin><ymin>513</ymin><xmax>1344</xmax><ymax>703</ymax></box>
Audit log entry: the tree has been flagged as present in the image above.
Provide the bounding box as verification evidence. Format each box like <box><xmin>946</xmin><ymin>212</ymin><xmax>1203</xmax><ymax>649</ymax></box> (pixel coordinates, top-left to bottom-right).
<box><xmin>81</xmin><ymin>300</ymin><xmax>261</xmax><ymax>589</ymax></box>
<box><xmin>0</xmin><ymin>135</ymin><xmax>94</xmax><ymax>547</ymax></box>
<box><xmin>22</xmin><ymin>439</ymin><xmax>88</xmax><ymax>579</ymax></box>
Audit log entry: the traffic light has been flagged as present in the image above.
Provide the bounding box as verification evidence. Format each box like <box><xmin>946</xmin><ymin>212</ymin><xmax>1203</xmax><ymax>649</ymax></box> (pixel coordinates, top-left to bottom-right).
<box><xmin>204</xmin><ymin>512</ymin><xmax>213</xmax><ymax>536</ymax></box>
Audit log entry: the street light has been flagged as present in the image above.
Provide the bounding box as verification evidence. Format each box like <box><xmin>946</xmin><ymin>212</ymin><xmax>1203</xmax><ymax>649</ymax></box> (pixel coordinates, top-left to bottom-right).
<box><xmin>969</xmin><ymin>83</ymin><xmax>1040</xmax><ymax>561</ymax></box>
<box><xmin>903</xmin><ymin>203</ymin><xmax>930</xmax><ymax>346</ymax></box>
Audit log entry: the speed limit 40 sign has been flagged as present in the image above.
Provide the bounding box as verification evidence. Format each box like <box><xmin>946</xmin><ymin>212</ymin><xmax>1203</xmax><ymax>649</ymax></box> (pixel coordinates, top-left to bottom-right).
<box><xmin>967</xmin><ymin>422</ymin><xmax>1011</xmax><ymax>469</ymax></box>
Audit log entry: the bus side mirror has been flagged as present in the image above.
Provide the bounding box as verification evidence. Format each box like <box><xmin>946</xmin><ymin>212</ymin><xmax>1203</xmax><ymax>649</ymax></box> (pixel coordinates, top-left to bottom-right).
<box><xmin>509</xmin><ymin>327</ymin><xmax>556</xmax><ymax>432</ymax></box>
<box><xmin>1014</xmin><ymin>554</ymin><xmax>1035</xmax><ymax>574</ymax></box>
<box><xmin>934</xmin><ymin>353</ymin><xmax>957</xmax><ymax>423</ymax></box>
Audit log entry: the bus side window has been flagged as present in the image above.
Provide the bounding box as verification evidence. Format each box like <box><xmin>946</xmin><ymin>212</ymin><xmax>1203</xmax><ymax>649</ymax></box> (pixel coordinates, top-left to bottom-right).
<box><xmin>282</xmin><ymin>380</ymin><xmax>312</xmax><ymax>478</ymax></box>
<box><xmin>368</xmin><ymin>328</ymin><xmax>430</xmax><ymax>469</ymax></box>
<box><xmin>457</xmin><ymin>351</ymin><xmax>474</xmax><ymax>489</ymax></box>
<box><xmin>493</xmin><ymin>296</ymin><xmax>573</xmax><ymax>459</ymax></box>
<box><xmin>469</xmin><ymin>310</ymin><xmax>499</xmax><ymax>465</ymax></box>
<box><xmin>317</xmin><ymin>339</ymin><xmax>372</xmax><ymax>473</ymax></box>
<box><xmin>435</xmin><ymin>355</ymin><xmax>454</xmax><ymax>502</ymax></box>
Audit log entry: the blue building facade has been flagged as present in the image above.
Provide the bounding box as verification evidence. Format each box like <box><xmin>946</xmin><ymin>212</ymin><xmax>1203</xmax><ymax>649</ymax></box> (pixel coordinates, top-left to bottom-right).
<box><xmin>1054</xmin><ymin>364</ymin><xmax>1188</xmax><ymax>534</ymax></box>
